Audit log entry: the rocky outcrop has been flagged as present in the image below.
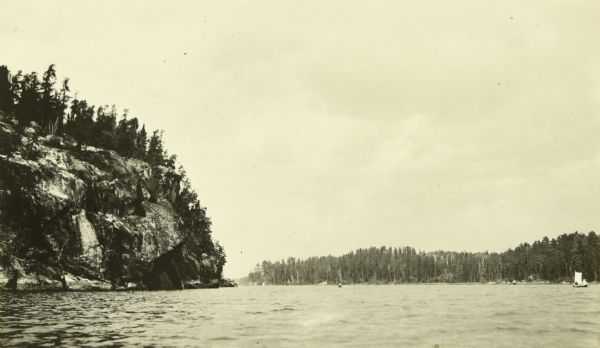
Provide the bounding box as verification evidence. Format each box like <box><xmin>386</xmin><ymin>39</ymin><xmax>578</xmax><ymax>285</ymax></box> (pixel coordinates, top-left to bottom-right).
<box><xmin>0</xmin><ymin>120</ymin><xmax>228</xmax><ymax>290</ymax></box>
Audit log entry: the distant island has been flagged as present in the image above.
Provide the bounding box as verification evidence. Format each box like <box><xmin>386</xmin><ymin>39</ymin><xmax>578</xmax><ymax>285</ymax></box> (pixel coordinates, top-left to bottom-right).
<box><xmin>0</xmin><ymin>64</ymin><xmax>233</xmax><ymax>291</ymax></box>
<box><xmin>246</xmin><ymin>232</ymin><xmax>599</xmax><ymax>285</ymax></box>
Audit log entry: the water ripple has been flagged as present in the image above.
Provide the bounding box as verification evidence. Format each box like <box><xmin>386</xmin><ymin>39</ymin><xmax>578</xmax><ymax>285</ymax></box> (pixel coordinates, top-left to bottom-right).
<box><xmin>2</xmin><ymin>285</ymin><xmax>599</xmax><ymax>347</ymax></box>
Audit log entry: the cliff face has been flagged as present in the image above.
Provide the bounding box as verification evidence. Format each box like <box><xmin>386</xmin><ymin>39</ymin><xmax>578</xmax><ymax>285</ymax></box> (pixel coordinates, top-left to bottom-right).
<box><xmin>0</xmin><ymin>118</ymin><xmax>229</xmax><ymax>290</ymax></box>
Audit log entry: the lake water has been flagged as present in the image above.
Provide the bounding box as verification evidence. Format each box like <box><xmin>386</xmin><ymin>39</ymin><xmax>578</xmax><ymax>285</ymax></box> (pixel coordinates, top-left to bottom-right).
<box><xmin>1</xmin><ymin>284</ymin><xmax>599</xmax><ymax>347</ymax></box>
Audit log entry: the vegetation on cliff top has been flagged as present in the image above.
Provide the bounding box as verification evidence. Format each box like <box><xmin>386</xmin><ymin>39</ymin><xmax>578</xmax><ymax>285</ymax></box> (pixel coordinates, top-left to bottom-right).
<box><xmin>248</xmin><ymin>232</ymin><xmax>600</xmax><ymax>285</ymax></box>
<box><xmin>0</xmin><ymin>64</ymin><xmax>167</xmax><ymax>163</ymax></box>
<box><xmin>0</xmin><ymin>64</ymin><xmax>228</xmax><ymax>289</ymax></box>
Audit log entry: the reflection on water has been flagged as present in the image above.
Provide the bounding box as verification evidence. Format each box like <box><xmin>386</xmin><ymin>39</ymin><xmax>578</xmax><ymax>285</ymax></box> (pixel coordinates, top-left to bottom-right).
<box><xmin>1</xmin><ymin>285</ymin><xmax>600</xmax><ymax>347</ymax></box>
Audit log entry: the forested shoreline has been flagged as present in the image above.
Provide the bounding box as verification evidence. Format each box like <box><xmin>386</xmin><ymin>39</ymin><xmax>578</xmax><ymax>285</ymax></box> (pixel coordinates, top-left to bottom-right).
<box><xmin>248</xmin><ymin>232</ymin><xmax>600</xmax><ymax>285</ymax></box>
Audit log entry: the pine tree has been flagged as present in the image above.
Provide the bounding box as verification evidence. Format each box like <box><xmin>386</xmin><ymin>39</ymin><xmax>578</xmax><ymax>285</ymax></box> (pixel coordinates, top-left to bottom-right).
<box><xmin>8</xmin><ymin>71</ymin><xmax>23</xmax><ymax>117</ymax></box>
<box><xmin>65</xmin><ymin>98</ymin><xmax>95</xmax><ymax>147</ymax></box>
<box><xmin>94</xmin><ymin>105</ymin><xmax>118</xmax><ymax>149</ymax></box>
<box><xmin>15</xmin><ymin>73</ymin><xmax>42</xmax><ymax>126</ymax></box>
<box><xmin>0</xmin><ymin>65</ymin><xmax>13</xmax><ymax>114</ymax></box>
<box><xmin>135</xmin><ymin>125</ymin><xmax>148</xmax><ymax>159</ymax></box>
<box><xmin>54</xmin><ymin>78</ymin><xmax>70</xmax><ymax>134</ymax></box>
<box><xmin>147</xmin><ymin>130</ymin><xmax>165</xmax><ymax>166</ymax></box>
<box><xmin>133</xmin><ymin>181</ymin><xmax>146</xmax><ymax>216</ymax></box>
<box><xmin>115</xmin><ymin>113</ymin><xmax>140</xmax><ymax>157</ymax></box>
<box><xmin>40</xmin><ymin>64</ymin><xmax>58</xmax><ymax>132</ymax></box>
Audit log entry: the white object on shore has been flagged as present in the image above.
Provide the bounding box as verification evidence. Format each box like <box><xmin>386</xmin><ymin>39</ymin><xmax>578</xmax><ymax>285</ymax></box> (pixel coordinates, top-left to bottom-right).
<box><xmin>573</xmin><ymin>272</ymin><xmax>588</xmax><ymax>288</ymax></box>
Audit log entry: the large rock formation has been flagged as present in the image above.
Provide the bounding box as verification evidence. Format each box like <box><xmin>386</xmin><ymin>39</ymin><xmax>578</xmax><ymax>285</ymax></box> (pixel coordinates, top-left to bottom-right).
<box><xmin>0</xmin><ymin>119</ymin><xmax>231</xmax><ymax>290</ymax></box>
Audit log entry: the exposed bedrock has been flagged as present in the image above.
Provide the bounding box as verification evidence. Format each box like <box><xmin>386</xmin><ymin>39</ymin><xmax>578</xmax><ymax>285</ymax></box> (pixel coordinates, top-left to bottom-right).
<box><xmin>0</xmin><ymin>120</ymin><xmax>228</xmax><ymax>291</ymax></box>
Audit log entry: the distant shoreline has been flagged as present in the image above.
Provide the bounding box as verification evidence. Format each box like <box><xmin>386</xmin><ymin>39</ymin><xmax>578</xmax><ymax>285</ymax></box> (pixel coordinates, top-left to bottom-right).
<box><xmin>239</xmin><ymin>281</ymin><xmax>598</xmax><ymax>286</ymax></box>
<box><xmin>246</xmin><ymin>232</ymin><xmax>600</xmax><ymax>287</ymax></box>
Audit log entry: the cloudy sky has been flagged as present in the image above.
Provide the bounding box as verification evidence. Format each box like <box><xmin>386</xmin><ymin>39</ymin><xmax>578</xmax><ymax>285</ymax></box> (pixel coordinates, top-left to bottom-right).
<box><xmin>2</xmin><ymin>0</ymin><xmax>600</xmax><ymax>278</ymax></box>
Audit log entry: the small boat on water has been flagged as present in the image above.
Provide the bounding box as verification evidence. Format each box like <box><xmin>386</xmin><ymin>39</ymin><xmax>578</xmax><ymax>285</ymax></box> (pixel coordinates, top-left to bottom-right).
<box><xmin>573</xmin><ymin>272</ymin><xmax>588</xmax><ymax>288</ymax></box>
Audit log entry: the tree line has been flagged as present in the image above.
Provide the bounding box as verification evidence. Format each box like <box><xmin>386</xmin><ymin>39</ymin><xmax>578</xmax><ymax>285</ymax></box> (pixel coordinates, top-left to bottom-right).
<box><xmin>248</xmin><ymin>231</ymin><xmax>600</xmax><ymax>284</ymax></box>
<box><xmin>0</xmin><ymin>64</ymin><xmax>226</xmax><ymax>279</ymax></box>
<box><xmin>0</xmin><ymin>64</ymin><xmax>170</xmax><ymax>166</ymax></box>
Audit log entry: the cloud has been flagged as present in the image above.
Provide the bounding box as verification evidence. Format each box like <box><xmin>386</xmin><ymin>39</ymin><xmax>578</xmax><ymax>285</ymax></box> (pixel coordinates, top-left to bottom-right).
<box><xmin>2</xmin><ymin>0</ymin><xmax>600</xmax><ymax>277</ymax></box>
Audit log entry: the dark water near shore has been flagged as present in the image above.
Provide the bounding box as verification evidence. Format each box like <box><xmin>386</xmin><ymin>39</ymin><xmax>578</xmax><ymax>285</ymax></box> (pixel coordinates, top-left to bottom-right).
<box><xmin>1</xmin><ymin>284</ymin><xmax>599</xmax><ymax>347</ymax></box>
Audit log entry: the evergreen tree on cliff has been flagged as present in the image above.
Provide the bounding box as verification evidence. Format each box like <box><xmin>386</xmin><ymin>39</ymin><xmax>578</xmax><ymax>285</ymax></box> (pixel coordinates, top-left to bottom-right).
<box><xmin>65</xmin><ymin>98</ymin><xmax>95</xmax><ymax>148</ymax></box>
<box><xmin>0</xmin><ymin>65</ymin><xmax>13</xmax><ymax>114</ymax></box>
<box><xmin>93</xmin><ymin>104</ymin><xmax>118</xmax><ymax>149</ymax></box>
<box><xmin>147</xmin><ymin>130</ymin><xmax>166</xmax><ymax>166</ymax></box>
<box><xmin>15</xmin><ymin>72</ymin><xmax>42</xmax><ymax>126</ymax></box>
<box><xmin>135</xmin><ymin>125</ymin><xmax>148</xmax><ymax>159</ymax></box>
<box><xmin>55</xmin><ymin>78</ymin><xmax>70</xmax><ymax>134</ymax></box>
<box><xmin>40</xmin><ymin>64</ymin><xmax>59</xmax><ymax>133</ymax></box>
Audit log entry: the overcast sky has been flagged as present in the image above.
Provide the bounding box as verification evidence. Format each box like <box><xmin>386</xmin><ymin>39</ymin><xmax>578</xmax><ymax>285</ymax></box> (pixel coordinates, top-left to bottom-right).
<box><xmin>2</xmin><ymin>0</ymin><xmax>600</xmax><ymax>278</ymax></box>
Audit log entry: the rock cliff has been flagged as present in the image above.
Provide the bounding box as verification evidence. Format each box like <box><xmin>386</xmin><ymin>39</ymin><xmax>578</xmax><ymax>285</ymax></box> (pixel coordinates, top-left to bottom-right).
<box><xmin>0</xmin><ymin>118</ymin><xmax>233</xmax><ymax>290</ymax></box>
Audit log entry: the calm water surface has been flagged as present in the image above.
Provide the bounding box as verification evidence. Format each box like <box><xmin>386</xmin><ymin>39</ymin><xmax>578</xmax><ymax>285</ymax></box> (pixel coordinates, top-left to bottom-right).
<box><xmin>1</xmin><ymin>284</ymin><xmax>599</xmax><ymax>347</ymax></box>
